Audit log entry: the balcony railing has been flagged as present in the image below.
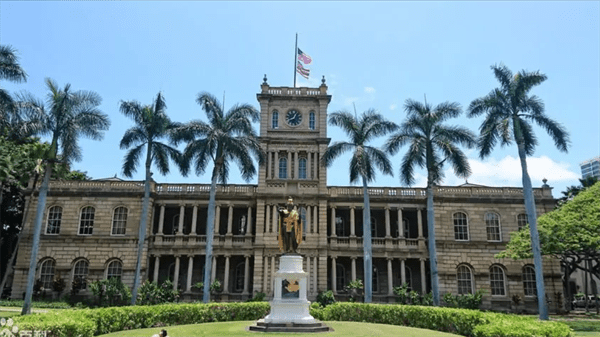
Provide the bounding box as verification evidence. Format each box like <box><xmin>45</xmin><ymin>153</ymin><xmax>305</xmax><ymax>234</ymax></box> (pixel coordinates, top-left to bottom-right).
<box><xmin>151</xmin><ymin>234</ymin><xmax>253</xmax><ymax>247</ymax></box>
<box><xmin>329</xmin><ymin>236</ymin><xmax>424</xmax><ymax>250</ymax></box>
<box><xmin>328</xmin><ymin>186</ymin><xmax>545</xmax><ymax>198</ymax></box>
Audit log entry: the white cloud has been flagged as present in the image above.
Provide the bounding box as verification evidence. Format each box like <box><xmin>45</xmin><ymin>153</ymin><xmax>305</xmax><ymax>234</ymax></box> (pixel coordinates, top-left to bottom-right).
<box><xmin>389</xmin><ymin>104</ymin><xmax>397</xmax><ymax>110</ymax></box>
<box><xmin>441</xmin><ymin>155</ymin><xmax>579</xmax><ymax>187</ymax></box>
<box><xmin>364</xmin><ymin>87</ymin><xmax>376</xmax><ymax>94</ymax></box>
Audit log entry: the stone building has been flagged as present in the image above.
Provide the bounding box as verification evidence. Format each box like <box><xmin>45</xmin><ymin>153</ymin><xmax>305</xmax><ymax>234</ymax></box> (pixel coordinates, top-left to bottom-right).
<box><xmin>10</xmin><ymin>79</ymin><xmax>562</xmax><ymax>312</ymax></box>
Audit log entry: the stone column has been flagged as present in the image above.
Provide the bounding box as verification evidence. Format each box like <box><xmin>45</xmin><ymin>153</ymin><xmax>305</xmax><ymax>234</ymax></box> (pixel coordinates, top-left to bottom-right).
<box><xmin>223</xmin><ymin>255</ymin><xmax>230</xmax><ymax>293</ymax></box>
<box><xmin>287</xmin><ymin>152</ymin><xmax>291</xmax><ymax>179</ymax></box>
<box><xmin>243</xmin><ymin>255</ymin><xmax>250</xmax><ymax>295</ymax></box>
<box><xmin>215</xmin><ymin>205</ymin><xmax>221</xmax><ymax>235</ymax></box>
<box><xmin>267</xmin><ymin>151</ymin><xmax>272</xmax><ymax>179</ymax></box>
<box><xmin>294</xmin><ymin>151</ymin><xmax>299</xmax><ymax>179</ymax></box>
<box><xmin>246</xmin><ymin>206</ymin><xmax>253</xmax><ymax>236</ymax></box>
<box><xmin>387</xmin><ymin>258</ymin><xmax>394</xmax><ymax>295</ymax></box>
<box><xmin>397</xmin><ymin>208</ymin><xmax>404</xmax><ymax>238</ymax></box>
<box><xmin>265</xmin><ymin>205</ymin><xmax>271</xmax><ymax>233</ymax></box>
<box><xmin>350</xmin><ymin>206</ymin><xmax>356</xmax><ymax>236</ymax></box>
<box><xmin>313</xmin><ymin>206</ymin><xmax>318</xmax><ymax>234</ymax></box>
<box><xmin>191</xmin><ymin>204</ymin><xmax>198</xmax><ymax>235</ymax></box>
<box><xmin>330</xmin><ymin>207</ymin><xmax>336</xmax><ymax>237</ymax></box>
<box><xmin>306</xmin><ymin>206</ymin><xmax>312</xmax><ymax>234</ymax></box>
<box><xmin>385</xmin><ymin>207</ymin><xmax>391</xmax><ymax>238</ymax></box>
<box><xmin>351</xmin><ymin>257</ymin><xmax>357</xmax><ymax>281</ymax></box>
<box><xmin>272</xmin><ymin>205</ymin><xmax>278</xmax><ymax>234</ymax></box>
<box><xmin>400</xmin><ymin>259</ymin><xmax>406</xmax><ymax>285</ymax></box>
<box><xmin>313</xmin><ymin>152</ymin><xmax>317</xmax><ymax>180</ymax></box>
<box><xmin>173</xmin><ymin>255</ymin><xmax>181</xmax><ymax>291</ymax></box>
<box><xmin>274</xmin><ymin>151</ymin><xmax>279</xmax><ymax>179</ymax></box>
<box><xmin>227</xmin><ymin>205</ymin><xmax>233</xmax><ymax>235</ymax></box>
<box><xmin>263</xmin><ymin>256</ymin><xmax>269</xmax><ymax>293</ymax></box>
<box><xmin>417</xmin><ymin>209</ymin><xmax>424</xmax><ymax>238</ymax></box>
<box><xmin>153</xmin><ymin>256</ymin><xmax>160</xmax><ymax>282</ymax></box>
<box><xmin>271</xmin><ymin>256</ymin><xmax>276</xmax><ymax>294</ymax></box>
<box><xmin>211</xmin><ymin>255</ymin><xmax>217</xmax><ymax>284</ymax></box>
<box><xmin>186</xmin><ymin>255</ymin><xmax>194</xmax><ymax>293</ymax></box>
<box><xmin>158</xmin><ymin>204</ymin><xmax>165</xmax><ymax>235</ymax></box>
<box><xmin>307</xmin><ymin>152</ymin><xmax>312</xmax><ymax>180</ymax></box>
<box><xmin>420</xmin><ymin>258</ymin><xmax>426</xmax><ymax>294</ymax></box>
<box><xmin>331</xmin><ymin>256</ymin><xmax>337</xmax><ymax>294</ymax></box>
<box><xmin>178</xmin><ymin>204</ymin><xmax>185</xmax><ymax>235</ymax></box>
<box><xmin>312</xmin><ymin>256</ymin><xmax>318</xmax><ymax>293</ymax></box>
<box><xmin>306</xmin><ymin>255</ymin><xmax>311</xmax><ymax>292</ymax></box>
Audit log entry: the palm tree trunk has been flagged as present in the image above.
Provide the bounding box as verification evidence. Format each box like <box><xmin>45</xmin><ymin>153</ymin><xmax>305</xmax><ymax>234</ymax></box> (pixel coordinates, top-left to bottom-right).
<box><xmin>426</xmin><ymin>178</ymin><xmax>440</xmax><ymax>306</ymax></box>
<box><xmin>131</xmin><ymin>144</ymin><xmax>153</xmax><ymax>305</ymax></box>
<box><xmin>514</xmin><ymin>123</ymin><xmax>548</xmax><ymax>320</ymax></box>
<box><xmin>21</xmin><ymin>161</ymin><xmax>53</xmax><ymax>315</ymax></box>
<box><xmin>362</xmin><ymin>176</ymin><xmax>372</xmax><ymax>303</ymax></box>
<box><xmin>203</xmin><ymin>164</ymin><xmax>220</xmax><ymax>303</ymax></box>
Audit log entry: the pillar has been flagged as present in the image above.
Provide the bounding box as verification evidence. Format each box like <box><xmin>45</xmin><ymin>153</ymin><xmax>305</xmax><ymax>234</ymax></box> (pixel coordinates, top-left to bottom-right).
<box><xmin>387</xmin><ymin>258</ymin><xmax>394</xmax><ymax>295</ymax></box>
<box><xmin>417</xmin><ymin>209</ymin><xmax>424</xmax><ymax>238</ymax></box>
<box><xmin>331</xmin><ymin>256</ymin><xmax>337</xmax><ymax>294</ymax></box>
<box><xmin>153</xmin><ymin>256</ymin><xmax>160</xmax><ymax>282</ymax></box>
<box><xmin>191</xmin><ymin>204</ymin><xmax>198</xmax><ymax>235</ymax></box>
<box><xmin>272</xmin><ymin>205</ymin><xmax>278</xmax><ymax>234</ymax></box>
<box><xmin>267</xmin><ymin>151</ymin><xmax>272</xmax><ymax>179</ymax></box>
<box><xmin>306</xmin><ymin>206</ymin><xmax>312</xmax><ymax>234</ymax></box>
<box><xmin>313</xmin><ymin>206</ymin><xmax>318</xmax><ymax>234</ymax></box>
<box><xmin>313</xmin><ymin>256</ymin><xmax>318</xmax><ymax>293</ymax></box>
<box><xmin>173</xmin><ymin>255</ymin><xmax>180</xmax><ymax>291</ymax></box>
<box><xmin>274</xmin><ymin>151</ymin><xmax>279</xmax><ymax>178</ymax></box>
<box><xmin>178</xmin><ymin>204</ymin><xmax>185</xmax><ymax>235</ymax></box>
<box><xmin>271</xmin><ymin>256</ymin><xmax>276</xmax><ymax>294</ymax></box>
<box><xmin>330</xmin><ymin>207</ymin><xmax>336</xmax><ymax>237</ymax></box>
<box><xmin>246</xmin><ymin>206</ymin><xmax>253</xmax><ymax>236</ymax></box>
<box><xmin>223</xmin><ymin>255</ymin><xmax>230</xmax><ymax>293</ymax></box>
<box><xmin>420</xmin><ymin>258</ymin><xmax>426</xmax><ymax>294</ymax></box>
<box><xmin>243</xmin><ymin>255</ymin><xmax>250</xmax><ymax>294</ymax></box>
<box><xmin>227</xmin><ymin>205</ymin><xmax>233</xmax><ymax>235</ymax></box>
<box><xmin>350</xmin><ymin>206</ymin><xmax>356</xmax><ymax>236</ymax></box>
<box><xmin>385</xmin><ymin>207</ymin><xmax>391</xmax><ymax>238</ymax></box>
<box><xmin>158</xmin><ymin>204</ymin><xmax>165</xmax><ymax>235</ymax></box>
<box><xmin>265</xmin><ymin>205</ymin><xmax>271</xmax><ymax>233</ymax></box>
<box><xmin>400</xmin><ymin>259</ymin><xmax>406</xmax><ymax>285</ymax></box>
<box><xmin>294</xmin><ymin>151</ymin><xmax>299</xmax><ymax>179</ymax></box>
<box><xmin>312</xmin><ymin>152</ymin><xmax>317</xmax><ymax>180</ymax></box>
<box><xmin>186</xmin><ymin>255</ymin><xmax>194</xmax><ymax>293</ymax></box>
<box><xmin>215</xmin><ymin>205</ymin><xmax>221</xmax><ymax>235</ymax></box>
<box><xmin>398</xmin><ymin>208</ymin><xmax>404</xmax><ymax>238</ymax></box>
<box><xmin>351</xmin><ymin>257</ymin><xmax>357</xmax><ymax>281</ymax></box>
<box><xmin>287</xmin><ymin>152</ymin><xmax>291</xmax><ymax>179</ymax></box>
<box><xmin>211</xmin><ymin>255</ymin><xmax>217</xmax><ymax>284</ymax></box>
<box><xmin>306</xmin><ymin>255</ymin><xmax>311</xmax><ymax>292</ymax></box>
<box><xmin>263</xmin><ymin>255</ymin><xmax>269</xmax><ymax>293</ymax></box>
<box><xmin>307</xmin><ymin>152</ymin><xmax>312</xmax><ymax>180</ymax></box>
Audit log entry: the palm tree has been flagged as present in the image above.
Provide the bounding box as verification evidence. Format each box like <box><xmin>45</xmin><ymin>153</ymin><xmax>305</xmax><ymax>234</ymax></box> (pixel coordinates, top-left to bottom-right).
<box><xmin>321</xmin><ymin>110</ymin><xmax>397</xmax><ymax>303</ymax></box>
<box><xmin>385</xmin><ymin>98</ymin><xmax>475</xmax><ymax>306</ymax></box>
<box><xmin>0</xmin><ymin>45</ymin><xmax>28</xmax><ymax>130</ymax></box>
<box><xmin>119</xmin><ymin>92</ymin><xmax>183</xmax><ymax>305</ymax></box>
<box><xmin>20</xmin><ymin>78</ymin><xmax>110</xmax><ymax>314</ymax></box>
<box><xmin>175</xmin><ymin>92</ymin><xmax>264</xmax><ymax>303</ymax></box>
<box><xmin>467</xmin><ymin>64</ymin><xmax>570</xmax><ymax>320</ymax></box>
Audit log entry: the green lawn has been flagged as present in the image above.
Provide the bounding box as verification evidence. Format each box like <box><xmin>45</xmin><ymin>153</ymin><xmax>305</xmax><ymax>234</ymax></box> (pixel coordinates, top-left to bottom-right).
<box><xmin>0</xmin><ymin>310</ymin><xmax>20</xmax><ymax>318</ymax></box>
<box><xmin>99</xmin><ymin>321</ymin><xmax>461</xmax><ymax>337</ymax></box>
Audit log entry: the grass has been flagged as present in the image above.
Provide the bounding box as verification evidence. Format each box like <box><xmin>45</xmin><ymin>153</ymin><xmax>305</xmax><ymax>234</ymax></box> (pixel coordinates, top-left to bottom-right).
<box><xmin>98</xmin><ymin>321</ymin><xmax>462</xmax><ymax>337</ymax></box>
<box><xmin>0</xmin><ymin>310</ymin><xmax>21</xmax><ymax>318</ymax></box>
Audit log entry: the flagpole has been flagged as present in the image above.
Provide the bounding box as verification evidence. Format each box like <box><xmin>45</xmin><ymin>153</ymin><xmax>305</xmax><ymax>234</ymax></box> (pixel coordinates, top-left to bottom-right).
<box><xmin>293</xmin><ymin>33</ymin><xmax>298</xmax><ymax>88</ymax></box>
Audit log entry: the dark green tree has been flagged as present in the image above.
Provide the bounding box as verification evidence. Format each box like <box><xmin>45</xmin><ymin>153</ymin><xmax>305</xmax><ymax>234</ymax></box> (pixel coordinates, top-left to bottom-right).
<box><xmin>0</xmin><ymin>45</ymin><xmax>27</xmax><ymax>115</ymax></box>
<box><xmin>119</xmin><ymin>92</ymin><xmax>182</xmax><ymax>305</ymax></box>
<box><xmin>468</xmin><ymin>64</ymin><xmax>570</xmax><ymax>320</ymax></box>
<box><xmin>175</xmin><ymin>92</ymin><xmax>263</xmax><ymax>303</ymax></box>
<box><xmin>321</xmin><ymin>110</ymin><xmax>397</xmax><ymax>303</ymax></box>
<box><xmin>18</xmin><ymin>78</ymin><xmax>109</xmax><ymax>314</ymax></box>
<box><xmin>385</xmin><ymin>98</ymin><xmax>475</xmax><ymax>306</ymax></box>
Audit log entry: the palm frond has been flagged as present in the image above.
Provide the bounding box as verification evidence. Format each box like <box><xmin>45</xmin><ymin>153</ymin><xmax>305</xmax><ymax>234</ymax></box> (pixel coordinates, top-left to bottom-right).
<box><xmin>365</xmin><ymin>146</ymin><xmax>393</xmax><ymax>177</ymax></box>
<box><xmin>328</xmin><ymin>111</ymin><xmax>358</xmax><ymax>140</ymax></box>
<box><xmin>514</xmin><ymin>69</ymin><xmax>547</xmax><ymax>95</ymax></box>
<box><xmin>525</xmin><ymin>113</ymin><xmax>570</xmax><ymax>153</ymax></box>
<box><xmin>433</xmin><ymin>125</ymin><xmax>476</xmax><ymax>149</ymax></box>
<box><xmin>120</xmin><ymin>126</ymin><xmax>147</xmax><ymax>150</ymax></box>
<box><xmin>0</xmin><ymin>45</ymin><xmax>27</xmax><ymax>83</ymax></box>
<box><xmin>433</xmin><ymin>101</ymin><xmax>462</xmax><ymax>122</ymax></box>
<box><xmin>384</xmin><ymin>131</ymin><xmax>412</xmax><ymax>155</ymax></box>
<box><xmin>197</xmin><ymin>92</ymin><xmax>223</xmax><ymax>126</ymax></box>
<box><xmin>399</xmin><ymin>138</ymin><xmax>425</xmax><ymax>186</ymax></box>
<box><xmin>119</xmin><ymin>100</ymin><xmax>144</xmax><ymax>125</ymax></box>
<box><xmin>321</xmin><ymin>141</ymin><xmax>355</xmax><ymax>167</ymax></box>
<box><xmin>491</xmin><ymin>64</ymin><xmax>513</xmax><ymax>91</ymax></box>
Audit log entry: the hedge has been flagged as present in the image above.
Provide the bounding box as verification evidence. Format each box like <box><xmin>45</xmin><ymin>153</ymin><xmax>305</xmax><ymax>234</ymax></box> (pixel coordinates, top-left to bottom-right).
<box><xmin>12</xmin><ymin>302</ymin><xmax>573</xmax><ymax>337</ymax></box>
<box><xmin>0</xmin><ymin>299</ymin><xmax>72</xmax><ymax>309</ymax></box>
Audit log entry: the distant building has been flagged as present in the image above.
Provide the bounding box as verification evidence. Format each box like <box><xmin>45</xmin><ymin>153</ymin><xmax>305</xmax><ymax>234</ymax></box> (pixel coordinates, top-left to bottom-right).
<box><xmin>580</xmin><ymin>156</ymin><xmax>600</xmax><ymax>179</ymax></box>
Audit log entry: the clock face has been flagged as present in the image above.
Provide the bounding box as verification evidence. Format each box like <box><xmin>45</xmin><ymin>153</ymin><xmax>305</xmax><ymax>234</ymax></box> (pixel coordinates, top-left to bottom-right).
<box><xmin>286</xmin><ymin>109</ymin><xmax>302</xmax><ymax>126</ymax></box>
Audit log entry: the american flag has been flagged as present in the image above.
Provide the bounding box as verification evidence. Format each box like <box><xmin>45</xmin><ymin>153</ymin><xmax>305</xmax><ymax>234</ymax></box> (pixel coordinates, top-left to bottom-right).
<box><xmin>296</xmin><ymin>61</ymin><xmax>310</xmax><ymax>79</ymax></box>
<box><xmin>297</xmin><ymin>48</ymin><xmax>312</xmax><ymax>65</ymax></box>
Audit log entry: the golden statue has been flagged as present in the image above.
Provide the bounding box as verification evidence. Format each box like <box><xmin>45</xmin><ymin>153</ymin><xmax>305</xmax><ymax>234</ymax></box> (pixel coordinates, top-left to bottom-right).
<box><xmin>278</xmin><ymin>197</ymin><xmax>302</xmax><ymax>254</ymax></box>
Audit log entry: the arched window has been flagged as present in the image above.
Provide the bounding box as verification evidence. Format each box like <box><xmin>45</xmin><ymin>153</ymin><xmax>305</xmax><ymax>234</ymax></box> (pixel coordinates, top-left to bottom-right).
<box><xmin>234</xmin><ymin>262</ymin><xmax>245</xmax><ymax>292</ymax></box>
<box><xmin>107</xmin><ymin>260</ymin><xmax>123</xmax><ymax>280</ymax></box>
<box><xmin>372</xmin><ymin>266</ymin><xmax>379</xmax><ymax>293</ymax></box>
<box><xmin>453</xmin><ymin>212</ymin><xmax>469</xmax><ymax>241</ymax></box>
<box><xmin>309</xmin><ymin>111</ymin><xmax>316</xmax><ymax>130</ymax></box>
<box><xmin>46</xmin><ymin>206</ymin><xmax>62</xmax><ymax>234</ymax></box>
<box><xmin>272</xmin><ymin>111</ymin><xmax>279</xmax><ymax>129</ymax></box>
<box><xmin>73</xmin><ymin>260</ymin><xmax>89</xmax><ymax>290</ymax></box>
<box><xmin>112</xmin><ymin>207</ymin><xmax>128</xmax><ymax>235</ymax></box>
<box><xmin>78</xmin><ymin>206</ymin><xmax>95</xmax><ymax>235</ymax></box>
<box><xmin>39</xmin><ymin>259</ymin><xmax>55</xmax><ymax>289</ymax></box>
<box><xmin>522</xmin><ymin>265</ymin><xmax>537</xmax><ymax>297</ymax></box>
<box><xmin>517</xmin><ymin>213</ymin><xmax>528</xmax><ymax>230</ymax></box>
<box><xmin>457</xmin><ymin>265</ymin><xmax>473</xmax><ymax>294</ymax></box>
<box><xmin>298</xmin><ymin>157</ymin><xmax>307</xmax><ymax>179</ymax></box>
<box><xmin>336</xmin><ymin>263</ymin><xmax>345</xmax><ymax>292</ymax></box>
<box><xmin>485</xmin><ymin>212</ymin><xmax>501</xmax><ymax>241</ymax></box>
<box><xmin>279</xmin><ymin>157</ymin><xmax>287</xmax><ymax>179</ymax></box>
<box><xmin>489</xmin><ymin>265</ymin><xmax>506</xmax><ymax>296</ymax></box>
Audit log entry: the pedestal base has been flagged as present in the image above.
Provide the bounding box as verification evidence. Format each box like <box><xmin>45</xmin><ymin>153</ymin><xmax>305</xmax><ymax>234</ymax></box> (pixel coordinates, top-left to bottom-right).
<box><xmin>264</xmin><ymin>299</ymin><xmax>315</xmax><ymax>324</ymax></box>
<box><xmin>248</xmin><ymin>319</ymin><xmax>332</xmax><ymax>333</ymax></box>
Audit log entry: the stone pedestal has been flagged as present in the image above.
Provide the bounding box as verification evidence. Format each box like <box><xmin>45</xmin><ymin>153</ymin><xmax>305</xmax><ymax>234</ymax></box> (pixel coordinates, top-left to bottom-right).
<box><xmin>264</xmin><ymin>254</ymin><xmax>315</xmax><ymax>324</ymax></box>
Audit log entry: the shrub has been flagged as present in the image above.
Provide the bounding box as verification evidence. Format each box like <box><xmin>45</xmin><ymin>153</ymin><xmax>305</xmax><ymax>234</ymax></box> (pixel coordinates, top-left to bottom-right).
<box><xmin>15</xmin><ymin>310</ymin><xmax>96</xmax><ymax>337</ymax></box>
<box><xmin>137</xmin><ymin>280</ymin><xmax>180</xmax><ymax>305</ymax></box>
<box><xmin>472</xmin><ymin>312</ymin><xmax>573</xmax><ymax>337</ymax></box>
<box><xmin>316</xmin><ymin>290</ymin><xmax>336</xmax><ymax>307</ymax></box>
<box><xmin>0</xmin><ymin>299</ymin><xmax>71</xmax><ymax>309</ymax></box>
<box><xmin>393</xmin><ymin>283</ymin><xmax>409</xmax><ymax>304</ymax></box>
<box><xmin>89</xmin><ymin>278</ymin><xmax>132</xmax><ymax>307</ymax></box>
<box><xmin>443</xmin><ymin>290</ymin><xmax>485</xmax><ymax>310</ymax></box>
<box><xmin>345</xmin><ymin>279</ymin><xmax>364</xmax><ymax>302</ymax></box>
<box><xmin>245</xmin><ymin>292</ymin><xmax>266</xmax><ymax>302</ymax></box>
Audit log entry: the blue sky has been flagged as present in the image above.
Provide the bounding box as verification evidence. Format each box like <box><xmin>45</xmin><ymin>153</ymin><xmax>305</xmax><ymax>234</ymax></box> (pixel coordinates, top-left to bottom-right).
<box><xmin>2</xmin><ymin>1</ymin><xmax>598</xmax><ymax>197</ymax></box>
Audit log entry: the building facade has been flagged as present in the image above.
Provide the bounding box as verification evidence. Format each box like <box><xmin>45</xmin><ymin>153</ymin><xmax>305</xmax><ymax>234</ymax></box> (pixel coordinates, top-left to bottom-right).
<box><xmin>580</xmin><ymin>156</ymin><xmax>600</xmax><ymax>179</ymax></box>
<box><xmin>11</xmin><ymin>80</ymin><xmax>562</xmax><ymax>312</ymax></box>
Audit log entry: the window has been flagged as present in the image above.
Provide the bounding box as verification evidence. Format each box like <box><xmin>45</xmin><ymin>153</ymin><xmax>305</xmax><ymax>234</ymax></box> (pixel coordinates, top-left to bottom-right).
<box><xmin>522</xmin><ymin>265</ymin><xmax>537</xmax><ymax>297</ymax></box>
<box><xmin>73</xmin><ymin>260</ymin><xmax>89</xmax><ymax>290</ymax></box>
<box><xmin>39</xmin><ymin>259</ymin><xmax>55</xmax><ymax>289</ymax></box>
<box><xmin>335</xmin><ymin>216</ymin><xmax>345</xmax><ymax>236</ymax></box>
<box><xmin>485</xmin><ymin>212</ymin><xmax>501</xmax><ymax>241</ymax></box>
<box><xmin>107</xmin><ymin>260</ymin><xmax>123</xmax><ymax>280</ymax></box>
<box><xmin>272</xmin><ymin>111</ymin><xmax>279</xmax><ymax>129</ymax></box>
<box><xmin>309</xmin><ymin>111</ymin><xmax>316</xmax><ymax>130</ymax></box>
<box><xmin>78</xmin><ymin>206</ymin><xmax>95</xmax><ymax>235</ymax></box>
<box><xmin>371</xmin><ymin>217</ymin><xmax>378</xmax><ymax>237</ymax></box>
<box><xmin>517</xmin><ymin>213</ymin><xmax>528</xmax><ymax>230</ymax></box>
<box><xmin>172</xmin><ymin>214</ymin><xmax>180</xmax><ymax>234</ymax></box>
<box><xmin>489</xmin><ymin>265</ymin><xmax>506</xmax><ymax>296</ymax></box>
<box><xmin>46</xmin><ymin>206</ymin><xmax>62</xmax><ymax>234</ymax></box>
<box><xmin>298</xmin><ymin>157</ymin><xmax>307</xmax><ymax>179</ymax></box>
<box><xmin>372</xmin><ymin>266</ymin><xmax>379</xmax><ymax>293</ymax></box>
<box><xmin>234</xmin><ymin>262</ymin><xmax>245</xmax><ymax>292</ymax></box>
<box><xmin>453</xmin><ymin>212</ymin><xmax>469</xmax><ymax>241</ymax></box>
<box><xmin>239</xmin><ymin>215</ymin><xmax>247</xmax><ymax>234</ymax></box>
<box><xmin>403</xmin><ymin>218</ymin><xmax>410</xmax><ymax>238</ymax></box>
<box><xmin>112</xmin><ymin>207</ymin><xmax>128</xmax><ymax>235</ymax></box>
<box><xmin>457</xmin><ymin>265</ymin><xmax>473</xmax><ymax>294</ymax></box>
<box><xmin>335</xmin><ymin>263</ymin><xmax>345</xmax><ymax>291</ymax></box>
<box><xmin>279</xmin><ymin>157</ymin><xmax>287</xmax><ymax>179</ymax></box>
